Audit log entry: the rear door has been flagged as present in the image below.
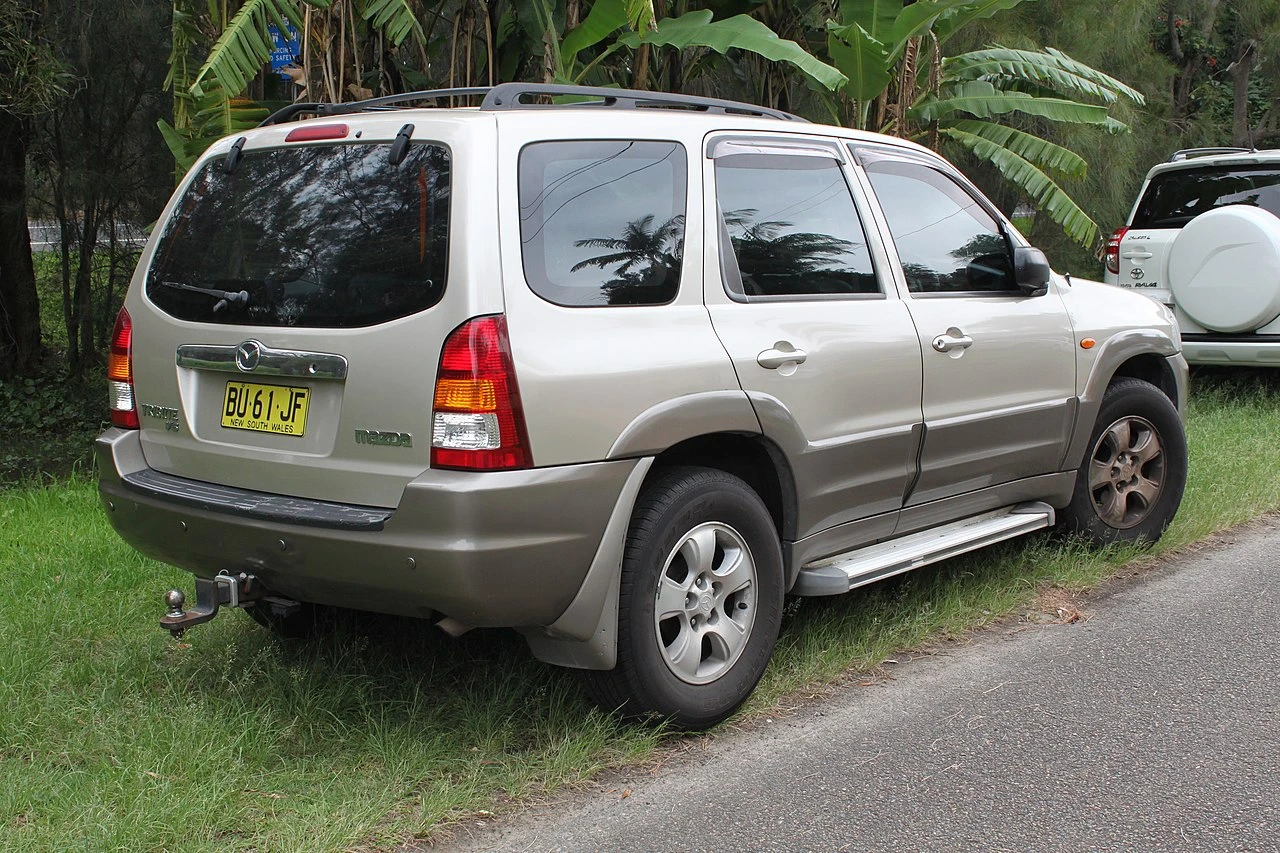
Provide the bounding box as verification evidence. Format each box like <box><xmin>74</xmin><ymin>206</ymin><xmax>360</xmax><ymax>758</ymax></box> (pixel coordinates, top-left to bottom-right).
<box><xmin>858</xmin><ymin>149</ymin><xmax>1076</xmax><ymax>507</ymax></box>
<box><xmin>127</xmin><ymin>115</ymin><xmax>499</xmax><ymax>507</ymax></box>
<box><xmin>702</xmin><ymin>135</ymin><xmax>923</xmax><ymax>542</ymax></box>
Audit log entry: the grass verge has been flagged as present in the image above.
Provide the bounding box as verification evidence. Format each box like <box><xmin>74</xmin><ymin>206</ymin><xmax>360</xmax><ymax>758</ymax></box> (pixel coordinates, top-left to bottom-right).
<box><xmin>3</xmin><ymin>368</ymin><xmax>1280</xmax><ymax>851</ymax></box>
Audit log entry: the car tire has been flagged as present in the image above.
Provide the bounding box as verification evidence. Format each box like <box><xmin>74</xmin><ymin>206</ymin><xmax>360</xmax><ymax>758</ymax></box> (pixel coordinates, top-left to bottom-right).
<box><xmin>582</xmin><ymin>467</ymin><xmax>784</xmax><ymax>730</ymax></box>
<box><xmin>1058</xmin><ymin>377</ymin><xmax>1187</xmax><ymax>545</ymax></box>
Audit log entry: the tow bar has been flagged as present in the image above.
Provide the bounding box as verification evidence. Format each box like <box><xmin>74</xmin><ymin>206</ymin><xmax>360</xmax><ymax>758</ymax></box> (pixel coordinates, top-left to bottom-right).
<box><xmin>160</xmin><ymin>571</ymin><xmax>268</xmax><ymax>638</ymax></box>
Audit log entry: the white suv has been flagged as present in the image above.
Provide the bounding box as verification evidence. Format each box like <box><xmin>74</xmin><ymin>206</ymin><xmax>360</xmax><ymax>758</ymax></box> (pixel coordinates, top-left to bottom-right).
<box><xmin>99</xmin><ymin>84</ymin><xmax>1187</xmax><ymax>728</ymax></box>
<box><xmin>1105</xmin><ymin>147</ymin><xmax>1280</xmax><ymax>366</ymax></box>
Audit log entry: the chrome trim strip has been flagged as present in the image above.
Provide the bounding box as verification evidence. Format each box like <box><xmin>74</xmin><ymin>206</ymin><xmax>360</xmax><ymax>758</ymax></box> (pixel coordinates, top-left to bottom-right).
<box><xmin>176</xmin><ymin>341</ymin><xmax>348</xmax><ymax>379</ymax></box>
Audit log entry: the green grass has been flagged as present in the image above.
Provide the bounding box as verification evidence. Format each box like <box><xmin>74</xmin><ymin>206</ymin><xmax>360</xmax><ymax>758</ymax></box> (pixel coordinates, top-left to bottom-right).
<box><xmin>4</xmin><ymin>368</ymin><xmax>1280</xmax><ymax>851</ymax></box>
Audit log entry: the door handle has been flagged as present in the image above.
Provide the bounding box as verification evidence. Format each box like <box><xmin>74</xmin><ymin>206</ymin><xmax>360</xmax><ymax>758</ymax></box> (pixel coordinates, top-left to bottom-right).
<box><xmin>932</xmin><ymin>332</ymin><xmax>973</xmax><ymax>353</ymax></box>
<box><xmin>1121</xmin><ymin>249</ymin><xmax>1153</xmax><ymax>260</ymax></box>
<box><xmin>757</xmin><ymin>345</ymin><xmax>808</xmax><ymax>370</ymax></box>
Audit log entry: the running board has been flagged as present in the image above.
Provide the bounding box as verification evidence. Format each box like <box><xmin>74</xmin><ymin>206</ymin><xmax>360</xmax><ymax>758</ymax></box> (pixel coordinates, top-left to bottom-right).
<box><xmin>792</xmin><ymin>501</ymin><xmax>1055</xmax><ymax>597</ymax></box>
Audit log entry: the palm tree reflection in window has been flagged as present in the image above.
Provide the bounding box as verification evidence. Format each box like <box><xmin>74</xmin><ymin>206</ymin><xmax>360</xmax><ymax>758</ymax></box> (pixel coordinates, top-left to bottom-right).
<box><xmin>571</xmin><ymin>214</ymin><xmax>684</xmax><ymax>305</ymax></box>
<box><xmin>721</xmin><ymin>208</ymin><xmax>874</xmax><ymax>296</ymax></box>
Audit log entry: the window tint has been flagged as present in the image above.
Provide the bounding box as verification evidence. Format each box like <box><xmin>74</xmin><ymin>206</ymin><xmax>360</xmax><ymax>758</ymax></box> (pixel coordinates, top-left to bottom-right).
<box><xmin>147</xmin><ymin>143</ymin><xmax>450</xmax><ymax>328</ymax></box>
<box><xmin>715</xmin><ymin>153</ymin><xmax>878</xmax><ymax>297</ymax></box>
<box><xmin>1132</xmin><ymin>165</ymin><xmax>1280</xmax><ymax>229</ymax></box>
<box><xmin>518</xmin><ymin>140</ymin><xmax>686</xmax><ymax>307</ymax></box>
<box><xmin>864</xmin><ymin>159</ymin><xmax>1015</xmax><ymax>294</ymax></box>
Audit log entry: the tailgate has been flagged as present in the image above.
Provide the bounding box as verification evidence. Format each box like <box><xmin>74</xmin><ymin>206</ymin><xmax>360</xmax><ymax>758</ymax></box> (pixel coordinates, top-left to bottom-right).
<box><xmin>126</xmin><ymin>116</ymin><xmax>499</xmax><ymax>508</ymax></box>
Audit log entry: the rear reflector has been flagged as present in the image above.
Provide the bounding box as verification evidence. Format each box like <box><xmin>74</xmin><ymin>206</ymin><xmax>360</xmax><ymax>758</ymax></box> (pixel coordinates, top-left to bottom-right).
<box><xmin>108</xmin><ymin>307</ymin><xmax>138</xmax><ymax>429</ymax></box>
<box><xmin>1105</xmin><ymin>226</ymin><xmax>1128</xmax><ymax>275</ymax></box>
<box><xmin>284</xmin><ymin>123</ymin><xmax>350</xmax><ymax>142</ymax></box>
<box><xmin>431</xmin><ymin>315</ymin><xmax>532</xmax><ymax>471</ymax></box>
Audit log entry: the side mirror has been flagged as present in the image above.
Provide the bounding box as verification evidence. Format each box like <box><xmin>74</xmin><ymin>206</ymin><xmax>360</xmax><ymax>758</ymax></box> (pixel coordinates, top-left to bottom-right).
<box><xmin>1013</xmin><ymin>246</ymin><xmax>1051</xmax><ymax>296</ymax></box>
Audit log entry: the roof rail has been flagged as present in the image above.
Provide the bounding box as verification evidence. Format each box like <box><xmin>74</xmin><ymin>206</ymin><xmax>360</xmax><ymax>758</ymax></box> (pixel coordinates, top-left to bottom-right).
<box><xmin>259</xmin><ymin>88</ymin><xmax>492</xmax><ymax>126</ymax></box>
<box><xmin>1169</xmin><ymin>147</ymin><xmax>1252</xmax><ymax>162</ymax></box>
<box><xmin>258</xmin><ymin>83</ymin><xmax>807</xmax><ymax>127</ymax></box>
<box><xmin>479</xmin><ymin>83</ymin><xmax>808</xmax><ymax>121</ymax></box>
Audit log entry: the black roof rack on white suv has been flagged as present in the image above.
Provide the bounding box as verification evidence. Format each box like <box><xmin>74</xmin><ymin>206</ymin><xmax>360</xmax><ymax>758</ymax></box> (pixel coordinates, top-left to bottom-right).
<box><xmin>260</xmin><ymin>82</ymin><xmax>809</xmax><ymax>127</ymax></box>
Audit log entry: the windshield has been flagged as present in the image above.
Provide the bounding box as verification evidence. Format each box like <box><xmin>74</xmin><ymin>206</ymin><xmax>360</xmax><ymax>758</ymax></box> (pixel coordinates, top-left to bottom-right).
<box><xmin>1133</xmin><ymin>164</ymin><xmax>1280</xmax><ymax>229</ymax></box>
<box><xmin>147</xmin><ymin>141</ymin><xmax>451</xmax><ymax>327</ymax></box>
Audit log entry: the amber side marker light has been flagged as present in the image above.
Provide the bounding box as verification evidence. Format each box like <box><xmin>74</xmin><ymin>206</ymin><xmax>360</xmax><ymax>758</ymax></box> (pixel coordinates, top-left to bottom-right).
<box><xmin>1080</xmin><ymin>338</ymin><xmax>1096</xmax><ymax>349</ymax></box>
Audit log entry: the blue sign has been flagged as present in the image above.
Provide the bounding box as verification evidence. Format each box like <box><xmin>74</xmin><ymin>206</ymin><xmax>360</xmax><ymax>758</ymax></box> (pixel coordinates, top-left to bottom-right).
<box><xmin>268</xmin><ymin>21</ymin><xmax>300</xmax><ymax>80</ymax></box>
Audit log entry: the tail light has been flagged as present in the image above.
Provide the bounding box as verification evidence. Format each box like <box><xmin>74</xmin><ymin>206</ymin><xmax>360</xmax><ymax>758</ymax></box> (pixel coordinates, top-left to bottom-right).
<box><xmin>107</xmin><ymin>307</ymin><xmax>138</xmax><ymax>429</ymax></box>
<box><xmin>1105</xmin><ymin>226</ymin><xmax>1128</xmax><ymax>275</ymax></box>
<box><xmin>431</xmin><ymin>315</ymin><xmax>532</xmax><ymax>470</ymax></box>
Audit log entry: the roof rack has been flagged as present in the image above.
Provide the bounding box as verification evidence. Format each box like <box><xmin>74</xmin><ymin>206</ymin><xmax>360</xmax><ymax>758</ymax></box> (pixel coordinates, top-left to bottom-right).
<box><xmin>1169</xmin><ymin>147</ymin><xmax>1253</xmax><ymax>162</ymax></box>
<box><xmin>258</xmin><ymin>82</ymin><xmax>807</xmax><ymax>127</ymax></box>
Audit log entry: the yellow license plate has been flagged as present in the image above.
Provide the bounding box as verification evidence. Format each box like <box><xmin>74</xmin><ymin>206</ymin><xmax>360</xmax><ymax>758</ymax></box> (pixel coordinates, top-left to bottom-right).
<box><xmin>221</xmin><ymin>381</ymin><xmax>310</xmax><ymax>436</ymax></box>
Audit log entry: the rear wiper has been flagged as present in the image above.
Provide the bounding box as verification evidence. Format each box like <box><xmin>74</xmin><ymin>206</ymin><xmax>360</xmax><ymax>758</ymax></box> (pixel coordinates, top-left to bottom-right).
<box><xmin>159</xmin><ymin>280</ymin><xmax>250</xmax><ymax>313</ymax></box>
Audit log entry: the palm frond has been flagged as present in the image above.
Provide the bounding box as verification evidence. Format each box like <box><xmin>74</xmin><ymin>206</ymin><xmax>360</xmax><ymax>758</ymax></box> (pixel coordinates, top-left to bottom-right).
<box><xmin>912</xmin><ymin>80</ymin><xmax>1111</xmax><ymax>124</ymax></box>
<box><xmin>946</xmin><ymin>119</ymin><xmax>1087</xmax><ymax>180</ymax></box>
<box><xmin>354</xmin><ymin>0</ymin><xmax>423</xmax><ymax>47</ymax></box>
<box><xmin>190</xmin><ymin>0</ymin><xmax>302</xmax><ymax>98</ymax></box>
<box><xmin>939</xmin><ymin>125</ymin><xmax>1097</xmax><ymax>247</ymax></box>
<box><xmin>944</xmin><ymin>46</ymin><xmax>1145</xmax><ymax>106</ymax></box>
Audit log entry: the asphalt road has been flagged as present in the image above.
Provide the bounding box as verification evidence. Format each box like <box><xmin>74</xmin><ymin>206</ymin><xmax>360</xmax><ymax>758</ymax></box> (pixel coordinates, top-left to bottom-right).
<box><xmin>442</xmin><ymin>518</ymin><xmax>1280</xmax><ymax>852</ymax></box>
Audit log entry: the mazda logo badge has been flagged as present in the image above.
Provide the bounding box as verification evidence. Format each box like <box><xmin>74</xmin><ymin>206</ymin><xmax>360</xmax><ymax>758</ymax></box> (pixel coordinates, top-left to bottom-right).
<box><xmin>235</xmin><ymin>340</ymin><xmax>262</xmax><ymax>372</ymax></box>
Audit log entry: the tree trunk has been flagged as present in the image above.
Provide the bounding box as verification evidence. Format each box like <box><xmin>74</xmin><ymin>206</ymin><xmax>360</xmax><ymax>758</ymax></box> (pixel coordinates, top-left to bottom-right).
<box><xmin>71</xmin><ymin>205</ymin><xmax>99</xmax><ymax>374</ymax></box>
<box><xmin>1168</xmin><ymin>0</ymin><xmax>1223</xmax><ymax>128</ymax></box>
<box><xmin>1231</xmin><ymin>40</ymin><xmax>1256</xmax><ymax>148</ymax></box>
<box><xmin>0</xmin><ymin>110</ymin><xmax>41</xmax><ymax>380</ymax></box>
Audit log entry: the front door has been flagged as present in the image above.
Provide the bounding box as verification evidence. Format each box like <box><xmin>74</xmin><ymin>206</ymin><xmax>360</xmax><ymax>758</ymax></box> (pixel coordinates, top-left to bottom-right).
<box><xmin>859</xmin><ymin>154</ymin><xmax>1077</xmax><ymax>507</ymax></box>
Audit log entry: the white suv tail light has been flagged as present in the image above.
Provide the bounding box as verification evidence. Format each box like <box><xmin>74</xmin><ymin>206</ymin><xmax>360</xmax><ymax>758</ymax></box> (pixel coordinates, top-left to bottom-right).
<box><xmin>431</xmin><ymin>315</ymin><xmax>532</xmax><ymax>470</ymax></box>
<box><xmin>1105</xmin><ymin>226</ymin><xmax>1128</xmax><ymax>275</ymax></box>
<box><xmin>107</xmin><ymin>307</ymin><xmax>138</xmax><ymax>429</ymax></box>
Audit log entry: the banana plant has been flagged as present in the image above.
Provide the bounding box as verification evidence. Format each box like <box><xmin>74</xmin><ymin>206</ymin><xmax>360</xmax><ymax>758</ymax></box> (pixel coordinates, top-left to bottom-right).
<box><xmin>160</xmin><ymin>0</ymin><xmax>423</xmax><ymax>175</ymax></box>
<box><xmin>912</xmin><ymin>47</ymin><xmax>1145</xmax><ymax>246</ymax></box>
<box><xmin>545</xmin><ymin>0</ymin><xmax>845</xmax><ymax>92</ymax></box>
<box><xmin>823</xmin><ymin>1</ymin><xmax>1144</xmax><ymax>247</ymax></box>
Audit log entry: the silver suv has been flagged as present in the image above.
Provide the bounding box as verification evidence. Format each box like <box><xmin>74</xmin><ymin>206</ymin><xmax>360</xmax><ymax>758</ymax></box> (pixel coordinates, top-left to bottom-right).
<box><xmin>99</xmin><ymin>84</ymin><xmax>1188</xmax><ymax>728</ymax></box>
<box><xmin>1104</xmin><ymin>147</ymin><xmax>1280</xmax><ymax>366</ymax></box>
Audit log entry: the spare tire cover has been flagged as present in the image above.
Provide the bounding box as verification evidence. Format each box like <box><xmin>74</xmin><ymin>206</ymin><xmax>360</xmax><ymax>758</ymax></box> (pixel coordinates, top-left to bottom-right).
<box><xmin>1168</xmin><ymin>205</ymin><xmax>1280</xmax><ymax>333</ymax></box>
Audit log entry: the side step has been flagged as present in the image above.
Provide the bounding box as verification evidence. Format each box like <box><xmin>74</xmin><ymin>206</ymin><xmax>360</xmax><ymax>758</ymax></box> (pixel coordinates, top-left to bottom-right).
<box><xmin>792</xmin><ymin>501</ymin><xmax>1055</xmax><ymax>597</ymax></box>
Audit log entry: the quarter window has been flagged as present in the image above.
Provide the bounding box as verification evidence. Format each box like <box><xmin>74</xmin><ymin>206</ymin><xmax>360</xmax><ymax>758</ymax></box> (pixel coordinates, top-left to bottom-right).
<box><xmin>518</xmin><ymin>140</ymin><xmax>687</xmax><ymax>307</ymax></box>
<box><xmin>715</xmin><ymin>153</ymin><xmax>879</xmax><ymax>297</ymax></box>
<box><xmin>864</xmin><ymin>159</ymin><xmax>1015</xmax><ymax>294</ymax></box>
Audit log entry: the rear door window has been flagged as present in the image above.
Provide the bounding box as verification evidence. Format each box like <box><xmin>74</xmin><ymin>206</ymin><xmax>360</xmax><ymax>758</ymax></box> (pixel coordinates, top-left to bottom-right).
<box><xmin>714</xmin><ymin>151</ymin><xmax>879</xmax><ymax>298</ymax></box>
<box><xmin>147</xmin><ymin>142</ymin><xmax>451</xmax><ymax>327</ymax></box>
<box><xmin>518</xmin><ymin>140</ymin><xmax>687</xmax><ymax>307</ymax></box>
<box><xmin>1133</xmin><ymin>165</ymin><xmax>1280</xmax><ymax>229</ymax></box>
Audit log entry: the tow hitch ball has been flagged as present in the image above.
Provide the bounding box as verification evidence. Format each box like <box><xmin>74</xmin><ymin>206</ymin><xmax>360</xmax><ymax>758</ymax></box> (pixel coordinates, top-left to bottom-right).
<box><xmin>160</xmin><ymin>571</ymin><xmax>264</xmax><ymax>639</ymax></box>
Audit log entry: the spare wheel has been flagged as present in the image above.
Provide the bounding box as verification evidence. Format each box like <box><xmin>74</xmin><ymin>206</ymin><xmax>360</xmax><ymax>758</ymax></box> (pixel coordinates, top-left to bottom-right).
<box><xmin>1168</xmin><ymin>205</ymin><xmax>1280</xmax><ymax>333</ymax></box>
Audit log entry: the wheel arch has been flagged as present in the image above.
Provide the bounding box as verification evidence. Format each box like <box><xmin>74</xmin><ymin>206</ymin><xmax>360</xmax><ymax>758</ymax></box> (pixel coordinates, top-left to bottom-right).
<box><xmin>1063</xmin><ymin>331</ymin><xmax>1187</xmax><ymax>471</ymax></box>
<box><xmin>523</xmin><ymin>431</ymin><xmax>799</xmax><ymax>672</ymax></box>
<box><xmin>648</xmin><ymin>432</ymin><xmax>797</xmax><ymax>545</ymax></box>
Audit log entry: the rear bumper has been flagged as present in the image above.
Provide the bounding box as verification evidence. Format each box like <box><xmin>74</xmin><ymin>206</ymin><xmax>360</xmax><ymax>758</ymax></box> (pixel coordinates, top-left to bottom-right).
<box><xmin>1181</xmin><ymin>336</ymin><xmax>1280</xmax><ymax>367</ymax></box>
<box><xmin>96</xmin><ymin>428</ymin><xmax>638</xmax><ymax>627</ymax></box>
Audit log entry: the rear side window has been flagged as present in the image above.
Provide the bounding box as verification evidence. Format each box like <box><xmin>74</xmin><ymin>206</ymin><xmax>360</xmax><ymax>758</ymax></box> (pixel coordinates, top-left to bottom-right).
<box><xmin>1132</xmin><ymin>165</ymin><xmax>1280</xmax><ymax>229</ymax></box>
<box><xmin>147</xmin><ymin>142</ymin><xmax>450</xmax><ymax>328</ymax></box>
<box><xmin>715</xmin><ymin>153</ymin><xmax>879</xmax><ymax>297</ymax></box>
<box><xmin>518</xmin><ymin>140</ymin><xmax>686</xmax><ymax>307</ymax></box>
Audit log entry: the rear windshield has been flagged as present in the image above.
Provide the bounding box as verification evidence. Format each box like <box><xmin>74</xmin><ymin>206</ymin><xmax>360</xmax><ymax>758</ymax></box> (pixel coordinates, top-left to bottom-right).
<box><xmin>1132</xmin><ymin>164</ymin><xmax>1280</xmax><ymax>229</ymax></box>
<box><xmin>147</xmin><ymin>142</ymin><xmax>450</xmax><ymax>327</ymax></box>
